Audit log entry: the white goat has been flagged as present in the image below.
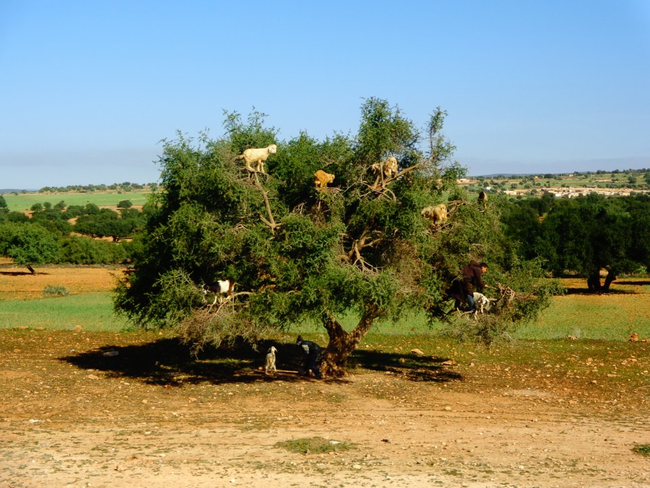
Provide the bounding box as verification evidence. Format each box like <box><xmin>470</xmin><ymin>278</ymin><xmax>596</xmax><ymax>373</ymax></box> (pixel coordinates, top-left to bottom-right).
<box><xmin>472</xmin><ymin>292</ymin><xmax>493</xmax><ymax>314</ymax></box>
<box><xmin>265</xmin><ymin>346</ymin><xmax>277</xmax><ymax>375</ymax></box>
<box><xmin>237</xmin><ymin>144</ymin><xmax>277</xmax><ymax>174</ymax></box>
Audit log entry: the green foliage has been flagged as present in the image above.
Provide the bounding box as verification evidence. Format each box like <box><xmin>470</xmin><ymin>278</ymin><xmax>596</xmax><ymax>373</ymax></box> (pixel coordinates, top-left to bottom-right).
<box><xmin>59</xmin><ymin>235</ymin><xmax>127</xmax><ymax>265</ymax></box>
<box><xmin>6</xmin><ymin>212</ymin><xmax>29</xmax><ymax>223</ymax></box>
<box><xmin>501</xmin><ymin>194</ymin><xmax>650</xmax><ymax>290</ymax></box>
<box><xmin>115</xmin><ymin>100</ymin><xmax>552</xmax><ymax>370</ymax></box>
<box><xmin>0</xmin><ymin>198</ymin><xmax>136</xmax><ymax>267</ymax></box>
<box><xmin>84</xmin><ymin>203</ymin><xmax>100</xmax><ymax>215</ymax></box>
<box><xmin>4</xmin><ymin>190</ymin><xmax>151</xmax><ymax>212</ymax></box>
<box><xmin>74</xmin><ymin>208</ymin><xmax>144</xmax><ymax>242</ymax></box>
<box><xmin>1</xmin><ymin>222</ymin><xmax>61</xmax><ymax>270</ymax></box>
<box><xmin>30</xmin><ymin>207</ymin><xmax>73</xmax><ymax>235</ymax></box>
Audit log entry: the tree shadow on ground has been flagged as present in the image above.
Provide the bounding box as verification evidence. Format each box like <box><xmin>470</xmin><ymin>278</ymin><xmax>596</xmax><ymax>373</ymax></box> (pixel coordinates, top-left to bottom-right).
<box><xmin>60</xmin><ymin>338</ymin><xmax>315</xmax><ymax>386</ymax></box>
<box><xmin>0</xmin><ymin>271</ymin><xmax>43</xmax><ymax>276</ymax></box>
<box><xmin>563</xmin><ymin>287</ymin><xmax>635</xmax><ymax>295</ymax></box>
<box><xmin>563</xmin><ymin>279</ymin><xmax>650</xmax><ymax>295</ymax></box>
<box><xmin>59</xmin><ymin>338</ymin><xmax>462</xmax><ymax>386</ymax></box>
<box><xmin>615</xmin><ymin>280</ymin><xmax>650</xmax><ymax>287</ymax></box>
<box><xmin>349</xmin><ymin>349</ymin><xmax>464</xmax><ymax>383</ymax></box>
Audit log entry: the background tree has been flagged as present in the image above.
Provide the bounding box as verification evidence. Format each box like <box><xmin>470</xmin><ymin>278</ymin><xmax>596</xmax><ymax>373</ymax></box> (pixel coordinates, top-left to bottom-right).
<box><xmin>115</xmin><ymin>100</ymin><xmax>555</xmax><ymax>376</ymax></box>
<box><xmin>60</xmin><ymin>235</ymin><xmax>127</xmax><ymax>264</ymax></box>
<box><xmin>75</xmin><ymin>208</ymin><xmax>143</xmax><ymax>242</ymax></box>
<box><xmin>0</xmin><ymin>223</ymin><xmax>61</xmax><ymax>273</ymax></box>
<box><xmin>53</xmin><ymin>201</ymin><xmax>66</xmax><ymax>211</ymax></box>
<box><xmin>29</xmin><ymin>205</ymin><xmax>73</xmax><ymax>235</ymax></box>
<box><xmin>501</xmin><ymin>194</ymin><xmax>650</xmax><ymax>291</ymax></box>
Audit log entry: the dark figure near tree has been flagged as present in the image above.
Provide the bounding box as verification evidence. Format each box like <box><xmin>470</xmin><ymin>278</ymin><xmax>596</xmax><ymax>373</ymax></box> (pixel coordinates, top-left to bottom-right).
<box><xmin>447</xmin><ymin>260</ymin><xmax>489</xmax><ymax>311</ymax></box>
<box><xmin>296</xmin><ymin>336</ymin><xmax>322</xmax><ymax>379</ymax></box>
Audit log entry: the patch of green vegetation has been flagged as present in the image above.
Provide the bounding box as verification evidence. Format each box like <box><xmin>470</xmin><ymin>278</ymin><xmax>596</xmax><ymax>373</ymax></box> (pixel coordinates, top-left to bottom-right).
<box><xmin>42</xmin><ymin>285</ymin><xmax>70</xmax><ymax>297</ymax></box>
<box><xmin>632</xmin><ymin>444</ymin><xmax>650</xmax><ymax>456</ymax></box>
<box><xmin>276</xmin><ymin>437</ymin><xmax>355</xmax><ymax>455</ymax></box>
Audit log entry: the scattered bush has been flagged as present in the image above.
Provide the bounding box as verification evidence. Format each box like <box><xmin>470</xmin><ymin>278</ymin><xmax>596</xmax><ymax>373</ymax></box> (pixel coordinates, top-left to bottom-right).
<box><xmin>43</xmin><ymin>285</ymin><xmax>69</xmax><ymax>297</ymax></box>
<box><xmin>275</xmin><ymin>437</ymin><xmax>355</xmax><ymax>455</ymax></box>
<box><xmin>633</xmin><ymin>444</ymin><xmax>650</xmax><ymax>457</ymax></box>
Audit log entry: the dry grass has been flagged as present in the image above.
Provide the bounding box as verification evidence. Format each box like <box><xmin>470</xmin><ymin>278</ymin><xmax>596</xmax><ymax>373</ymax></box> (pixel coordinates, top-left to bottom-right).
<box><xmin>0</xmin><ymin>258</ymin><xmax>124</xmax><ymax>300</ymax></box>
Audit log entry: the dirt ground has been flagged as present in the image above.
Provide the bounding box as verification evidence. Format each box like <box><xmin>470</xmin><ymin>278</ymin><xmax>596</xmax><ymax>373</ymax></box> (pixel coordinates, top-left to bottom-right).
<box><xmin>1</xmin><ymin>328</ymin><xmax>649</xmax><ymax>488</ymax></box>
<box><xmin>1</xmin><ymin>262</ymin><xmax>650</xmax><ymax>487</ymax></box>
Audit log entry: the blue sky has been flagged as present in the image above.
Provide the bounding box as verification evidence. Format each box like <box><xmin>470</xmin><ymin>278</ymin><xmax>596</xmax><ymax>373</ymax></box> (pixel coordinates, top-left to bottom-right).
<box><xmin>1</xmin><ymin>0</ymin><xmax>649</xmax><ymax>189</ymax></box>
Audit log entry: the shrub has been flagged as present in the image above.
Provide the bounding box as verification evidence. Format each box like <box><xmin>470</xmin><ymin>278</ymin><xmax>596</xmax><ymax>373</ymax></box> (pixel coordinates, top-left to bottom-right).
<box><xmin>43</xmin><ymin>285</ymin><xmax>69</xmax><ymax>297</ymax></box>
<box><xmin>633</xmin><ymin>444</ymin><xmax>650</xmax><ymax>457</ymax></box>
<box><xmin>275</xmin><ymin>437</ymin><xmax>355</xmax><ymax>455</ymax></box>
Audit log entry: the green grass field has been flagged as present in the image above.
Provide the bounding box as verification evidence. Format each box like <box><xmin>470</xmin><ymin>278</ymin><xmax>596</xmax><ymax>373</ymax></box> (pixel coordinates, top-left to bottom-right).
<box><xmin>2</xmin><ymin>286</ymin><xmax>648</xmax><ymax>345</ymax></box>
<box><xmin>516</xmin><ymin>293</ymin><xmax>650</xmax><ymax>341</ymax></box>
<box><xmin>0</xmin><ymin>292</ymin><xmax>130</xmax><ymax>332</ymax></box>
<box><xmin>2</xmin><ymin>191</ymin><xmax>152</xmax><ymax>212</ymax></box>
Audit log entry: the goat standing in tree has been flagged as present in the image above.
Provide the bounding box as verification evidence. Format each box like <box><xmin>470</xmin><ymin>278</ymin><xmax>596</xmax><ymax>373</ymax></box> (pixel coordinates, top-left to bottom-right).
<box><xmin>237</xmin><ymin>144</ymin><xmax>277</xmax><ymax>174</ymax></box>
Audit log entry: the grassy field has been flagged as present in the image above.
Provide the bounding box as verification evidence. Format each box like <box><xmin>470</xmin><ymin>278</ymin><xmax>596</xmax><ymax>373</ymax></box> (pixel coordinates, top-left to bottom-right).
<box><xmin>2</xmin><ymin>190</ymin><xmax>152</xmax><ymax>211</ymax></box>
<box><xmin>0</xmin><ymin>292</ymin><xmax>130</xmax><ymax>331</ymax></box>
<box><xmin>1</xmin><ymin>260</ymin><xmax>649</xmax><ymax>344</ymax></box>
<box><xmin>516</xmin><ymin>278</ymin><xmax>650</xmax><ymax>341</ymax></box>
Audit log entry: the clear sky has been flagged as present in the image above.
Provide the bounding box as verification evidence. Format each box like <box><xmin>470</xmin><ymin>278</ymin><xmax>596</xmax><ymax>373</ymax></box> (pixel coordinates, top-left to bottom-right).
<box><xmin>1</xmin><ymin>0</ymin><xmax>649</xmax><ymax>189</ymax></box>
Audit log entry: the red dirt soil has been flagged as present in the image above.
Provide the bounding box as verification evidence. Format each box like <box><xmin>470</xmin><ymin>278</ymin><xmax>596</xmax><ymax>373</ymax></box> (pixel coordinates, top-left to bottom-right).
<box><xmin>1</xmin><ymin>329</ymin><xmax>649</xmax><ymax>488</ymax></box>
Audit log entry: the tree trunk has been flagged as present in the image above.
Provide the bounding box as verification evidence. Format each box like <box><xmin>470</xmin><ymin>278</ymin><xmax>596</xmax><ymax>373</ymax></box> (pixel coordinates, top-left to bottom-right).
<box><xmin>587</xmin><ymin>273</ymin><xmax>601</xmax><ymax>292</ymax></box>
<box><xmin>603</xmin><ymin>271</ymin><xmax>617</xmax><ymax>292</ymax></box>
<box><xmin>319</xmin><ymin>305</ymin><xmax>379</xmax><ymax>378</ymax></box>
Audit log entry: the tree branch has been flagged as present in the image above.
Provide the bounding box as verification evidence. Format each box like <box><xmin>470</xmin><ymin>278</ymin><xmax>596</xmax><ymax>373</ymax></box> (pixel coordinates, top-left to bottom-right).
<box><xmin>252</xmin><ymin>171</ymin><xmax>281</xmax><ymax>233</ymax></box>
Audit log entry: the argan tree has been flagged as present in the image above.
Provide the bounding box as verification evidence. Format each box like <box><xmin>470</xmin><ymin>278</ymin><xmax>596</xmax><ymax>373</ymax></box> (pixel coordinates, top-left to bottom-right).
<box><xmin>115</xmin><ymin>99</ymin><xmax>554</xmax><ymax>376</ymax></box>
<box><xmin>0</xmin><ymin>222</ymin><xmax>61</xmax><ymax>274</ymax></box>
<box><xmin>501</xmin><ymin>193</ymin><xmax>650</xmax><ymax>292</ymax></box>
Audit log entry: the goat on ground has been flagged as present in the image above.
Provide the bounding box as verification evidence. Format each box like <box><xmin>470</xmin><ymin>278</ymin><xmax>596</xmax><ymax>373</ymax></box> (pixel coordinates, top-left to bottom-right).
<box><xmin>265</xmin><ymin>346</ymin><xmax>277</xmax><ymax>375</ymax></box>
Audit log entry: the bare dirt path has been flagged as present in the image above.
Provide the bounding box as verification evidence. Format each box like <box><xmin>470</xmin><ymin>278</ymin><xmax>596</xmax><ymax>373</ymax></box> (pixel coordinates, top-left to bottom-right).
<box><xmin>1</xmin><ymin>330</ymin><xmax>649</xmax><ymax>488</ymax></box>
